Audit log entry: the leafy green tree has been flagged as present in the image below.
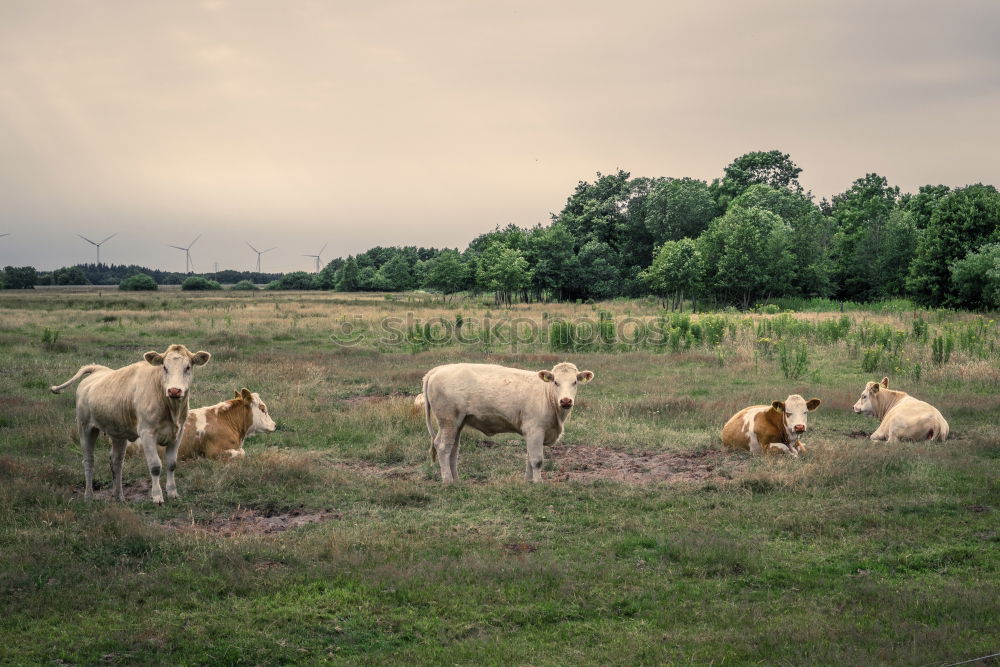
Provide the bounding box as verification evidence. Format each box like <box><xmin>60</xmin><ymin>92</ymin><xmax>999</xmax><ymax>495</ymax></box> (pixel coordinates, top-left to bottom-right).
<box><xmin>640</xmin><ymin>238</ymin><xmax>703</xmax><ymax>310</ymax></box>
<box><xmin>714</xmin><ymin>150</ymin><xmax>803</xmax><ymax>207</ymax></box>
<box><xmin>907</xmin><ymin>184</ymin><xmax>1000</xmax><ymax>306</ymax></box>
<box><xmin>698</xmin><ymin>206</ymin><xmax>793</xmax><ymax>310</ymax></box>
<box><xmin>899</xmin><ymin>184</ymin><xmax>950</xmax><ymax>229</ymax></box>
<box><xmin>829</xmin><ymin>173</ymin><xmax>901</xmax><ymax>300</ymax></box>
<box><xmin>643</xmin><ymin>177</ymin><xmax>719</xmax><ymax>243</ymax></box>
<box><xmin>356</xmin><ymin>266</ymin><xmax>390</xmax><ymax>291</ymax></box>
<box><xmin>229</xmin><ymin>280</ymin><xmax>258</xmax><ymax>291</ymax></box>
<box><xmin>2</xmin><ymin>266</ymin><xmax>37</xmax><ymax>289</ymax></box>
<box><xmin>118</xmin><ymin>274</ymin><xmax>157</xmax><ymax>291</ymax></box>
<box><xmin>377</xmin><ymin>253</ymin><xmax>415</xmax><ymax>291</ymax></box>
<box><xmin>423</xmin><ymin>250</ymin><xmax>470</xmax><ymax>298</ymax></box>
<box><xmin>731</xmin><ymin>185</ymin><xmax>834</xmax><ymax>297</ymax></box>
<box><xmin>476</xmin><ymin>241</ymin><xmax>533</xmax><ymax>306</ymax></box>
<box><xmin>336</xmin><ymin>257</ymin><xmax>360</xmax><ymax>291</ymax></box>
<box><xmin>524</xmin><ymin>223</ymin><xmax>580</xmax><ymax>300</ymax></box>
<box><xmin>182</xmin><ymin>276</ymin><xmax>223</xmax><ymax>290</ymax></box>
<box><xmin>52</xmin><ymin>266</ymin><xmax>90</xmax><ymax>285</ymax></box>
<box><xmin>950</xmin><ymin>243</ymin><xmax>1000</xmax><ymax>310</ymax></box>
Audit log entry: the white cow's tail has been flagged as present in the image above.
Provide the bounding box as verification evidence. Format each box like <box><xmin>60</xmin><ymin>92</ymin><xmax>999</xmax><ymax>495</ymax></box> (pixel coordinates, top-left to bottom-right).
<box><xmin>50</xmin><ymin>364</ymin><xmax>109</xmax><ymax>394</ymax></box>
<box><xmin>422</xmin><ymin>375</ymin><xmax>436</xmax><ymax>461</ymax></box>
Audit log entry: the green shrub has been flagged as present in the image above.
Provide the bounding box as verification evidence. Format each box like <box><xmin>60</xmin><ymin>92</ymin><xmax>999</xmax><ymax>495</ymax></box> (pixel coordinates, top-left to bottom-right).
<box><xmin>778</xmin><ymin>341</ymin><xmax>809</xmax><ymax>380</ymax></box>
<box><xmin>181</xmin><ymin>276</ymin><xmax>222</xmax><ymax>291</ymax></box>
<box><xmin>229</xmin><ymin>280</ymin><xmax>258</xmax><ymax>291</ymax></box>
<box><xmin>118</xmin><ymin>274</ymin><xmax>158</xmax><ymax>291</ymax></box>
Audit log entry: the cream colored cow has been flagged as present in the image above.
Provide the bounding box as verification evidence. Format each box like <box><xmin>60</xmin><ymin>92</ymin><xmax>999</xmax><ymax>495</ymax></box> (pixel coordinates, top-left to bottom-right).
<box><xmin>853</xmin><ymin>377</ymin><xmax>949</xmax><ymax>442</ymax></box>
<box><xmin>421</xmin><ymin>362</ymin><xmax>594</xmax><ymax>483</ymax></box>
<box><xmin>50</xmin><ymin>345</ymin><xmax>211</xmax><ymax>504</ymax></box>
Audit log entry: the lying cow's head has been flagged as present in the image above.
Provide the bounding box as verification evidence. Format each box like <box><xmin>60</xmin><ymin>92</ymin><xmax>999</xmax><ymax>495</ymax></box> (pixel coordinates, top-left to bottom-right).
<box><xmin>771</xmin><ymin>394</ymin><xmax>821</xmax><ymax>441</ymax></box>
<box><xmin>853</xmin><ymin>377</ymin><xmax>889</xmax><ymax>415</ymax></box>
<box><xmin>144</xmin><ymin>344</ymin><xmax>211</xmax><ymax>400</ymax></box>
<box><xmin>236</xmin><ymin>388</ymin><xmax>277</xmax><ymax>434</ymax></box>
<box><xmin>538</xmin><ymin>362</ymin><xmax>595</xmax><ymax>410</ymax></box>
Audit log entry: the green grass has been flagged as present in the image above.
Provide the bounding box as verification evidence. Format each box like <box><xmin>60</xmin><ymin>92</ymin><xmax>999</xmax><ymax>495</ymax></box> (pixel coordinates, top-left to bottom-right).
<box><xmin>1</xmin><ymin>288</ymin><xmax>999</xmax><ymax>664</ymax></box>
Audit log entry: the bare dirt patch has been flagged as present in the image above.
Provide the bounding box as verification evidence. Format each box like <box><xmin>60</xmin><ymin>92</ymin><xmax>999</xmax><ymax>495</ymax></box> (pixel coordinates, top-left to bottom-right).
<box><xmin>340</xmin><ymin>393</ymin><xmax>414</xmax><ymax>406</ymax></box>
<box><xmin>331</xmin><ymin>459</ymin><xmax>422</xmax><ymax>479</ymax></box>
<box><xmin>846</xmin><ymin>430</ymin><xmax>871</xmax><ymax>439</ymax></box>
<box><xmin>547</xmin><ymin>444</ymin><xmax>746</xmax><ymax>484</ymax></box>
<box><xmin>164</xmin><ymin>505</ymin><xmax>342</xmax><ymax>536</ymax></box>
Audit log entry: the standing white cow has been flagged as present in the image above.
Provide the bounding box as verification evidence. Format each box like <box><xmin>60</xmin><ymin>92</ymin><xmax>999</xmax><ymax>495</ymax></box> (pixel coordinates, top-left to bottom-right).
<box><xmin>50</xmin><ymin>345</ymin><xmax>211</xmax><ymax>503</ymax></box>
<box><xmin>421</xmin><ymin>362</ymin><xmax>595</xmax><ymax>483</ymax></box>
<box><xmin>853</xmin><ymin>376</ymin><xmax>949</xmax><ymax>442</ymax></box>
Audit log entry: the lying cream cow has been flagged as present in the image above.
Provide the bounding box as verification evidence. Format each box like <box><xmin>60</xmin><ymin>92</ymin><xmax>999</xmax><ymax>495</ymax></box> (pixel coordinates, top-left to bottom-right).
<box><xmin>853</xmin><ymin>377</ymin><xmax>949</xmax><ymax>442</ymax></box>
<box><xmin>127</xmin><ymin>388</ymin><xmax>276</xmax><ymax>460</ymax></box>
<box><xmin>421</xmin><ymin>362</ymin><xmax>594</xmax><ymax>483</ymax></box>
<box><xmin>721</xmin><ymin>394</ymin><xmax>821</xmax><ymax>457</ymax></box>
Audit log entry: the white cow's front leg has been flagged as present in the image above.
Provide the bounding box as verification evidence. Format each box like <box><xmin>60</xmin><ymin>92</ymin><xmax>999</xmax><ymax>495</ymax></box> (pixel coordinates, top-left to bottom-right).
<box><xmin>163</xmin><ymin>436</ymin><xmax>180</xmax><ymax>500</ymax></box>
<box><xmin>525</xmin><ymin>431</ymin><xmax>545</xmax><ymax>483</ymax></box>
<box><xmin>138</xmin><ymin>429</ymin><xmax>165</xmax><ymax>504</ymax></box>
<box><xmin>108</xmin><ymin>437</ymin><xmax>127</xmax><ymax>502</ymax></box>
<box><xmin>434</xmin><ymin>419</ymin><xmax>460</xmax><ymax>483</ymax></box>
<box><xmin>768</xmin><ymin>442</ymin><xmax>797</xmax><ymax>458</ymax></box>
<box><xmin>748</xmin><ymin>432</ymin><xmax>763</xmax><ymax>456</ymax></box>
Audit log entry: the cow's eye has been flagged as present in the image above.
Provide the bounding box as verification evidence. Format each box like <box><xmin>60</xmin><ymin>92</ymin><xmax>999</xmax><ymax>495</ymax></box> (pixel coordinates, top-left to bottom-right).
<box><xmin>553</xmin><ymin>381</ymin><xmax>559</xmax><ymax>387</ymax></box>
<box><xmin>260</xmin><ymin>406</ymin><xmax>267</xmax><ymax>413</ymax></box>
<box><xmin>185</xmin><ymin>365</ymin><xmax>191</xmax><ymax>372</ymax></box>
<box><xmin>572</xmin><ymin>381</ymin><xmax>578</xmax><ymax>386</ymax></box>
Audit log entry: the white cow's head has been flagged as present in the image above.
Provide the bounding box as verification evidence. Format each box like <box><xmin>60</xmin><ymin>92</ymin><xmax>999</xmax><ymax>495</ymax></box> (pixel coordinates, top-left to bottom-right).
<box><xmin>771</xmin><ymin>394</ymin><xmax>821</xmax><ymax>441</ymax></box>
<box><xmin>538</xmin><ymin>362</ymin><xmax>595</xmax><ymax>410</ymax></box>
<box><xmin>144</xmin><ymin>344</ymin><xmax>211</xmax><ymax>400</ymax></box>
<box><xmin>853</xmin><ymin>377</ymin><xmax>889</xmax><ymax>415</ymax></box>
<box><xmin>236</xmin><ymin>388</ymin><xmax>277</xmax><ymax>434</ymax></box>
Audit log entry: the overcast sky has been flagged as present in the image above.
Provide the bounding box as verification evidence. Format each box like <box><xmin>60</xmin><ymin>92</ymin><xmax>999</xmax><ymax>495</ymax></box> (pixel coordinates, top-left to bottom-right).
<box><xmin>1</xmin><ymin>0</ymin><xmax>998</xmax><ymax>272</ymax></box>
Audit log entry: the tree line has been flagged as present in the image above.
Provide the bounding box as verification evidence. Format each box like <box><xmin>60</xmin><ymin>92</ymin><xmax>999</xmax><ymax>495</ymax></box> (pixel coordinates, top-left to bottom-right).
<box><xmin>4</xmin><ymin>150</ymin><xmax>998</xmax><ymax>309</ymax></box>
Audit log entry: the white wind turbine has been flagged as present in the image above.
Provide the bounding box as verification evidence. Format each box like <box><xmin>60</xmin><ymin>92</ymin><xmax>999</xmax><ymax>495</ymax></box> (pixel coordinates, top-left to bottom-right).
<box><xmin>247</xmin><ymin>242</ymin><xmax>276</xmax><ymax>272</ymax></box>
<box><xmin>167</xmin><ymin>235</ymin><xmax>200</xmax><ymax>273</ymax></box>
<box><xmin>303</xmin><ymin>242</ymin><xmax>328</xmax><ymax>272</ymax></box>
<box><xmin>78</xmin><ymin>233</ymin><xmax>117</xmax><ymax>265</ymax></box>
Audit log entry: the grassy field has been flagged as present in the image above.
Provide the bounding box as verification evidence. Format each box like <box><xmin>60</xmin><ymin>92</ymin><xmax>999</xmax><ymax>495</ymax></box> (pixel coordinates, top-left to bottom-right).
<box><xmin>1</xmin><ymin>288</ymin><xmax>999</xmax><ymax>665</ymax></box>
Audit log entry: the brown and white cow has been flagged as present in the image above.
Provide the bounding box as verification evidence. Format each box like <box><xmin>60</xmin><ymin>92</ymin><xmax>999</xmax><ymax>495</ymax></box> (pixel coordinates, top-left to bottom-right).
<box><xmin>421</xmin><ymin>362</ymin><xmax>595</xmax><ymax>483</ymax></box>
<box><xmin>126</xmin><ymin>388</ymin><xmax>276</xmax><ymax>460</ymax></box>
<box><xmin>721</xmin><ymin>394</ymin><xmax>822</xmax><ymax>457</ymax></box>
<box><xmin>50</xmin><ymin>344</ymin><xmax>211</xmax><ymax>504</ymax></box>
<box><xmin>853</xmin><ymin>377</ymin><xmax>949</xmax><ymax>442</ymax></box>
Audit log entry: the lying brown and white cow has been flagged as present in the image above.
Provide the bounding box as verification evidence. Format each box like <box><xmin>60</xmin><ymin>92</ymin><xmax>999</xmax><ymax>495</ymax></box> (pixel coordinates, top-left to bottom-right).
<box><xmin>721</xmin><ymin>394</ymin><xmax>821</xmax><ymax>457</ymax></box>
<box><xmin>50</xmin><ymin>344</ymin><xmax>211</xmax><ymax>504</ymax></box>
<box><xmin>853</xmin><ymin>376</ymin><xmax>949</xmax><ymax>442</ymax></box>
<box><xmin>421</xmin><ymin>362</ymin><xmax>595</xmax><ymax>483</ymax></box>
<box><xmin>126</xmin><ymin>388</ymin><xmax>276</xmax><ymax>460</ymax></box>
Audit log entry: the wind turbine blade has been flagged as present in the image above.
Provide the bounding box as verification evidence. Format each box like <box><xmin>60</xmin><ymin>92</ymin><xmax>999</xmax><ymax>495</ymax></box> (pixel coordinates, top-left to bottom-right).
<box><xmin>318</xmin><ymin>242</ymin><xmax>328</xmax><ymax>255</ymax></box>
<box><xmin>246</xmin><ymin>241</ymin><xmax>260</xmax><ymax>253</ymax></box>
<box><xmin>167</xmin><ymin>245</ymin><xmax>187</xmax><ymax>250</ymax></box>
<box><xmin>262</xmin><ymin>247</ymin><xmax>276</xmax><ymax>253</ymax></box>
<box><xmin>0</xmin><ymin>233</ymin><xmax>10</xmax><ymax>238</ymax></box>
<box><xmin>188</xmin><ymin>234</ymin><xmax>201</xmax><ymax>249</ymax></box>
<box><xmin>78</xmin><ymin>234</ymin><xmax>98</xmax><ymax>246</ymax></box>
<box><xmin>99</xmin><ymin>233</ymin><xmax>117</xmax><ymax>244</ymax></box>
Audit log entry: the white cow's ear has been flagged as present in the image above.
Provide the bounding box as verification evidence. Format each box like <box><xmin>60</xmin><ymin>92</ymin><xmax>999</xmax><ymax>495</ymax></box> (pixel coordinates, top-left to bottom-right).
<box><xmin>806</xmin><ymin>398</ymin><xmax>821</xmax><ymax>411</ymax></box>
<box><xmin>870</xmin><ymin>383</ymin><xmax>879</xmax><ymax>394</ymax></box>
<box><xmin>577</xmin><ymin>370</ymin><xmax>594</xmax><ymax>383</ymax></box>
<box><xmin>771</xmin><ymin>401</ymin><xmax>785</xmax><ymax>412</ymax></box>
<box><xmin>240</xmin><ymin>388</ymin><xmax>253</xmax><ymax>401</ymax></box>
<box><xmin>880</xmin><ymin>377</ymin><xmax>889</xmax><ymax>388</ymax></box>
<box><xmin>144</xmin><ymin>351</ymin><xmax>164</xmax><ymax>366</ymax></box>
<box><xmin>538</xmin><ymin>370</ymin><xmax>555</xmax><ymax>383</ymax></box>
<box><xmin>192</xmin><ymin>351</ymin><xmax>211</xmax><ymax>366</ymax></box>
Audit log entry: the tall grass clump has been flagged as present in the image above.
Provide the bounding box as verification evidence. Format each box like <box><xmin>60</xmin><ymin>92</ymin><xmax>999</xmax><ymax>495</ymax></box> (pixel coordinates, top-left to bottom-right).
<box><xmin>778</xmin><ymin>341</ymin><xmax>809</xmax><ymax>380</ymax></box>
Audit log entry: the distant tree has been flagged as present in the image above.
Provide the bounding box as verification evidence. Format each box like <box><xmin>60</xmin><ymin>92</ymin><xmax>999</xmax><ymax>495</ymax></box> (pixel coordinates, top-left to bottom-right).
<box><xmin>356</xmin><ymin>265</ymin><xmax>390</xmax><ymax>291</ymax></box>
<box><xmin>574</xmin><ymin>240</ymin><xmax>622</xmax><ymax>300</ymax></box>
<box><xmin>829</xmin><ymin>173</ymin><xmax>901</xmax><ymax>300</ymax></box>
<box><xmin>377</xmin><ymin>253</ymin><xmax>415</xmax><ymax>291</ymax></box>
<box><xmin>229</xmin><ymin>280</ymin><xmax>258</xmax><ymax>291</ymax></box>
<box><xmin>524</xmin><ymin>223</ymin><xmax>579</xmax><ymax>300</ymax></box>
<box><xmin>731</xmin><ymin>185</ymin><xmax>834</xmax><ymax>297</ymax></box>
<box><xmin>118</xmin><ymin>274</ymin><xmax>157</xmax><ymax>291</ymax></box>
<box><xmin>52</xmin><ymin>266</ymin><xmax>90</xmax><ymax>285</ymax></box>
<box><xmin>336</xmin><ymin>257</ymin><xmax>360</xmax><ymax>291</ymax></box>
<box><xmin>181</xmin><ymin>276</ymin><xmax>223</xmax><ymax>291</ymax></box>
<box><xmin>643</xmin><ymin>177</ymin><xmax>719</xmax><ymax>243</ymax></box>
<box><xmin>476</xmin><ymin>241</ymin><xmax>533</xmax><ymax>306</ymax></box>
<box><xmin>2</xmin><ymin>266</ymin><xmax>37</xmax><ymax>289</ymax></box>
<box><xmin>698</xmin><ymin>206</ymin><xmax>793</xmax><ymax>310</ymax></box>
<box><xmin>714</xmin><ymin>150</ymin><xmax>803</xmax><ymax>207</ymax></box>
<box><xmin>950</xmin><ymin>243</ymin><xmax>1000</xmax><ymax>310</ymax></box>
<box><xmin>266</xmin><ymin>272</ymin><xmax>319</xmax><ymax>290</ymax></box>
<box><xmin>640</xmin><ymin>238</ymin><xmax>703</xmax><ymax>310</ymax></box>
<box><xmin>899</xmin><ymin>184</ymin><xmax>950</xmax><ymax>229</ymax></box>
<box><xmin>423</xmin><ymin>250</ymin><xmax>470</xmax><ymax>298</ymax></box>
<box><xmin>907</xmin><ymin>184</ymin><xmax>1000</xmax><ymax>306</ymax></box>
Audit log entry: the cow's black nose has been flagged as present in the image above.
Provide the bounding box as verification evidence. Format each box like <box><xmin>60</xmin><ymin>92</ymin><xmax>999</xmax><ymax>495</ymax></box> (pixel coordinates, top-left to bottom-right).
<box><xmin>560</xmin><ymin>398</ymin><xmax>573</xmax><ymax>408</ymax></box>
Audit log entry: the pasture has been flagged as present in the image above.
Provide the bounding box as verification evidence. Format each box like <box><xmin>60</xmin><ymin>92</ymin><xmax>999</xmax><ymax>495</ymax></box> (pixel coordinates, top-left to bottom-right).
<box><xmin>2</xmin><ymin>288</ymin><xmax>999</xmax><ymax>665</ymax></box>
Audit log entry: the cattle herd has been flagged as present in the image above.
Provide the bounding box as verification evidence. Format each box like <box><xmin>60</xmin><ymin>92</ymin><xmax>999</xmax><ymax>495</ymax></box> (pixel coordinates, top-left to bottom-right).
<box><xmin>50</xmin><ymin>345</ymin><xmax>951</xmax><ymax>503</ymax></box>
